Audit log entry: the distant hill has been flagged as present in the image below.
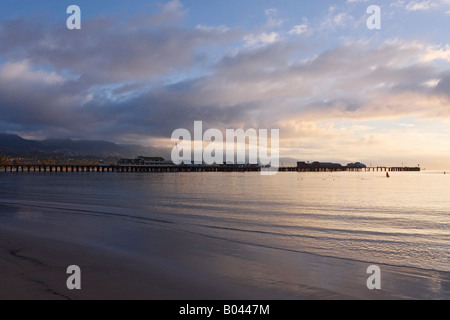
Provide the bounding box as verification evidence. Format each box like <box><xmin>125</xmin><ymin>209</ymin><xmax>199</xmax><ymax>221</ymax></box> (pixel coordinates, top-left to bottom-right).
<box><xmin>0</xmin><ymin>133</ymin><xmax>304</xmax><ymax>166</ymax></box>
<box><xmin>0</xmin><ymin>133</ymin><xmax>43</xmax><ymax>153</ymax></box>
<box><xmin>0</xmin><ymin>133</ymin><xmax>169</xmax><ymax>159</ymax></box>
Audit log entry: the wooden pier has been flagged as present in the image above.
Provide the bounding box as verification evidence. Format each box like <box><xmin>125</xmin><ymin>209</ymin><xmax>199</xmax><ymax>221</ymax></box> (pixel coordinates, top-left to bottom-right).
<box><xmin>0</xmin><ymin>164</ymin><xmax>420</xmax><ymax>173</ymax></box>
<box><xmin>0</xmin><ymin>164</ymin><xmax>264</xmax><ymax>173</ymax></box>
<box><xmin>297</xmin><ymin>166</ymin><xmax>420</xmax><ymax>172</ymax></box>
<box><xmin>363</xmin><ymin>166</ymin><xmax>420</xmax><ymax>172</ymax></box>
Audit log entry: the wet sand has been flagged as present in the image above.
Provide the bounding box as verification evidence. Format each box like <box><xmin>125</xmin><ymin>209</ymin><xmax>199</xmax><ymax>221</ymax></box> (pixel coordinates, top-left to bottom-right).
<box><xmin>1</xmin><ymin>223</ymin><xmax>449</xmax><ymax>300</ymax></box>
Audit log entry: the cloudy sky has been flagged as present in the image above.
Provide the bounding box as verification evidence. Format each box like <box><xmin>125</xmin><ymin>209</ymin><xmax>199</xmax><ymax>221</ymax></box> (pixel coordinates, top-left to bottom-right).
<box><xmin>1</xmin><ymin>0</ymin><xmax>450</xmax><ymax>168</ymax></box>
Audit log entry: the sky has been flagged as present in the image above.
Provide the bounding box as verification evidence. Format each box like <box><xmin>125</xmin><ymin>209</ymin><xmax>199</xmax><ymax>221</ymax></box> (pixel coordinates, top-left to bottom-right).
<box><xmin>1</xmin><ymin>0</ymin><xmax>450</xmax><ymax>168</ymax></box>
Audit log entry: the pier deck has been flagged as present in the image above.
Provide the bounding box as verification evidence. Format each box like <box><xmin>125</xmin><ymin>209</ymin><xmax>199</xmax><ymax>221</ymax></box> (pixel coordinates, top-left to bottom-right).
<box><xmin>0</xmin><ymin>164</ymin><xmax>421</xmax><ymax>173</ymax></box>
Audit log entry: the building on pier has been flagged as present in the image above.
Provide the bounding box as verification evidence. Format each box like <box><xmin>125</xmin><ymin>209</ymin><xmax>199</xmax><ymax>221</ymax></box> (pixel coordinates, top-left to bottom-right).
<box><xmin>297</xmin><ymin>161</ymin><xmax>344</xmax><ymax>171</ymax></box>
<box><xmin>297</xmin><ymin>161</ymin><xmax>368</xmax><ymax>172</ymax></box>
<box><xmin>117</xmin><ymin>156</ymin><xmax>173</xmax><ymax>166</ymax></box>
<box><xmin>346</xmin><ymin>162</ymin><xmax>367</xmax><ymax>169</ymax></box>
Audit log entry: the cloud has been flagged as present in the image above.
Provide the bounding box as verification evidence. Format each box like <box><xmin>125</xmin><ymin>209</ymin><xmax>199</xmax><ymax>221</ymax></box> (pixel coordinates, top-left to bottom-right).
<box><xmin>1</xmin><ymin>3</ymin><xmax>450</xmax><ymax>167</ymax></box>
<box><xmin>406</xmin><ymin>1</ymin><xmax>434</xmax><ymax>11</ymax></box>
<box><xmin>288</xmin><ymin>21</ymin><xmax>309</xmax><ymax>35</ymax></box>
<box><xmin>2</xmin><ymin>29</ymin><xmax>450</xmax><ymax>142</ymax></box>
<box><xmin>392</xmin><ymin>0</ymin><xmax>450</xmax><ymax>12</ymax></box>
<box><xmin>0</xmin><ymin>6</ymin><xmax>241</xmax><ymax>140</ymax></box>
<box><xmin>0</xmin><ymin>9</ymin><xmax>238</xmax><ymax>87</ymax></box>
<box><xmin>422</xmin><ymin>44</ymin><xmax>450</xmax><ymax>62</ymax></box>
<box><xmin>243</xmin><ymin>32</ymin><xmax>280</xmax><ymax>47</ymax></box>
<box><xmin>130</xmin><ymin>0</ymin><xmax>187</xmax><ymax>27</ymax></box>
<box><xmin>0</xmin><ymin>60</ymin><xmax>64</xmax><ymax>85</ymax></box>
<box><xmin>264</xmin><ymin>8</ymin><xmax>284</xmax><ymax>27</ymax></box>
<box><xmin>318</xmin><ymin>5</ymin><xmax>358</xmax><ymax>31</ymax></box>
<box><xmin>0</xmin><ymin>60</ymin><xmax>90</xmax><ymax>135</ymax></box>
<box><xmin>114</xmin><ymin>39</ymin><xmax>450</xmax><ymax>134</ymax></box>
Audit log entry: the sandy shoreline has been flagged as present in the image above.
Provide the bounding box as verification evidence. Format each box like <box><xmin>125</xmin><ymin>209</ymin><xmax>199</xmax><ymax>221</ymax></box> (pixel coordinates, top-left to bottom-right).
<box><xmin>1</xmin><ymin>225</ymin><xmax>271</xmax><ymax>300</ymax></box>
<box><xmin>1</xmin><ymin>222</ymin><xmax>449</xmax><ymax>300</ymax></box>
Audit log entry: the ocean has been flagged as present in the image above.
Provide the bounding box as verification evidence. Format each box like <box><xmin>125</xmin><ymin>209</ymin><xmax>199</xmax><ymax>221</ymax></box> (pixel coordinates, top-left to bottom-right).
<box><xmin>1</xmin><ymin>170</ymin><xmax>448</xmax><ymax>275</ymax></box>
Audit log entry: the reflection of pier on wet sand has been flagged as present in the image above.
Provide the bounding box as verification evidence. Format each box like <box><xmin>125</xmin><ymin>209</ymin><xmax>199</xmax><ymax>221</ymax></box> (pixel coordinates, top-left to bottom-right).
<box><xmin>1</xmin><ymin>164</ymin><xmax>420</xmax><ymax>173</ymax></box>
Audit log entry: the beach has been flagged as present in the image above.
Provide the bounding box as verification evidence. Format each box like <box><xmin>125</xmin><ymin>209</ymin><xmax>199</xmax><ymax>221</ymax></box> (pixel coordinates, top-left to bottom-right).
<box><xmin>1</xmin><ymin>172</ymin><xmax>449</xmax><ymax>300</ymax></box>
<box><xmin>1</xmin><ymin>221</ymin><xmax>448</xmax><ymax>300</ymax></box>
<box><xmin>3</xmin><ymin>0</ymin><xmax>450</xmax><ymax>303</ymax></box>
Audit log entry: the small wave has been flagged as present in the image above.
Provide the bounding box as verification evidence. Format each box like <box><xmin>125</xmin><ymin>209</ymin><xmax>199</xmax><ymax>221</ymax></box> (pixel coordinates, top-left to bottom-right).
<box><xmin>0</xmin><ymin>200</ymin><xmax>173</xmax><ymax>225</ymax></box>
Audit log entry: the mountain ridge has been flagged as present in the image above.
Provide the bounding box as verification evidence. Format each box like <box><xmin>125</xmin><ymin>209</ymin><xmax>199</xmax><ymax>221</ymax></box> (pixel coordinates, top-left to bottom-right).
<box><xmin>0</xmin><ymin>133</ymin><xmax>303</xmax><ymax>166</ymax></box>
<box><xmin>0</xmin><ymin>133</ymin><xmax>169</xmax><ymax>159</ymax></box>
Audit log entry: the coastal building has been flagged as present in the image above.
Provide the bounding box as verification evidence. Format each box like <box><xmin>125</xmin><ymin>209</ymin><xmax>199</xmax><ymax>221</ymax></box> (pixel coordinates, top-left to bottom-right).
<box><xmin>117</xmin><ymin>156</ymin><xmax>173</xmax><ymax>166</ymax></box>
<box><xmin>346</xmin><ymin>162</ymin><xmax>367</xmax><ymax>169</ymax></box>
<box><xmin>297</xmin><ymin>161</ymin><xmax>343</xmax><ymax>171</ymax></box>
<box><xmin>297</xmin><ymin>161</ymin><xmax>367</xmax><ymax>172</ymax></box>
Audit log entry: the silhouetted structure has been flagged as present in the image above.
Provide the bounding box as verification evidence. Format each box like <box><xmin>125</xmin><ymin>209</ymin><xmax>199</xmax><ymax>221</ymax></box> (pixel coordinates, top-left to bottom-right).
<box><xmin>346</xmin><ymin>162</ymin><xmax>367</xmax><ymax>169</ymax></box>
<box><xmin>0</xmin><ymin>160</ymin><xmax>419</xmax><ymax>173</ymax></box>
<box><xmin>297</xmin><ymin>161</ymin><xmax>419</xmax><ymax>172</ymax></box>
<box><xmin>297</xmin><ymin>161</ymin><xmax>344</xmax><ymax>172</ymax></box>
<box><xmin>117</xmin><ymin>156</ymin><xmax>172</xmax><ymax>166</ymax></box>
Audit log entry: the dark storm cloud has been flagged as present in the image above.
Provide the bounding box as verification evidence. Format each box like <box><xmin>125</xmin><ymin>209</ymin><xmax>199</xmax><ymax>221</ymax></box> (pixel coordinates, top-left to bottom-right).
<box><xmin>1</xmin><ymin>3</ymin><xmax>450</xmax><ymax>145</ymax></box>
<box><xmin>80</xmin><ymin>81</ymin><xmax>263</xmax><ymax>140</ymax></box>
<box><xmin>434</xmin><ymin>73</ymin><xmax>450</xmax><ymax>97</ymax></box>
<box><xmin>0</xmin><ymin>9</ymin><xmax>241</xmax><ymax>140</ymax></box>
<box><xmin>0</xmin><ymin>17</ymin><xmax>238</xmax><ymax>85</ymax></box>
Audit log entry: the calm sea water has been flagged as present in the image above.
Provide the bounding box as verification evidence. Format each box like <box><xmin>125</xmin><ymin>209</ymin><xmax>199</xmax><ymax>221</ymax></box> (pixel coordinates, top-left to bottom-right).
<box><xmin>0</xmin><ymin>171</ymin><xmax>449</xmax><ymax>272</ymax></box>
